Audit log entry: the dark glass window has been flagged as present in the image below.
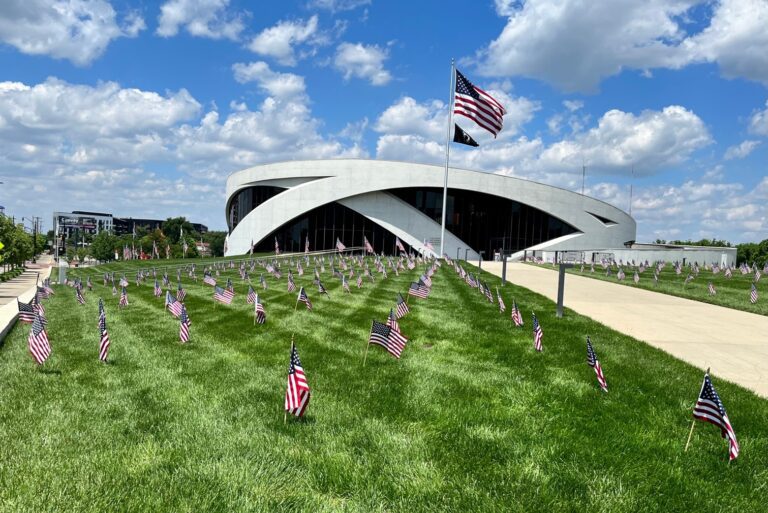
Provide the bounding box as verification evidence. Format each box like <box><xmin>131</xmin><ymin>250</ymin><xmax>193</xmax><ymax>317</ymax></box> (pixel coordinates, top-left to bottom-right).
<box><xmin>254</xmin><ymin>202</ymin><xmax>413</xmax><ymax>255</ymax></box>
<box><xmin>228</xmin><ymin>186</ymin><xmax>286</xmax><ymax>231</ymax></box>
<box><xmin>389</xmin><ymin>188</ymin><xmax>579</xmax><ymax>256</ymax></box>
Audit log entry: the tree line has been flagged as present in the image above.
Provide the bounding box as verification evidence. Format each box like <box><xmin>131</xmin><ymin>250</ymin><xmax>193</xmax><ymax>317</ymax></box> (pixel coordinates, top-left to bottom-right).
<box><xmin>54</xmin><ymin>217</ymin><xmax>227</xmax><ymax>263</ymax></box>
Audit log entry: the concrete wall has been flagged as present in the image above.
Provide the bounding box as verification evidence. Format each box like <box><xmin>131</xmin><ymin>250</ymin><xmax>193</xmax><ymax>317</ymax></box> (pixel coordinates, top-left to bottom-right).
<box><xmin>224</xmin><ymin>159</ymin><xmax>636</xmax><ymax>257</ymax></box>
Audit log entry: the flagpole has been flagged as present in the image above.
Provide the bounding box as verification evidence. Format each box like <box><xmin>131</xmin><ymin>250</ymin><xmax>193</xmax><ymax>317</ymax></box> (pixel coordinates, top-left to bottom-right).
<box><xmin>439</xmin><ymin>59</ymin><xmax>455</xmax><ymax>259</ymax></box>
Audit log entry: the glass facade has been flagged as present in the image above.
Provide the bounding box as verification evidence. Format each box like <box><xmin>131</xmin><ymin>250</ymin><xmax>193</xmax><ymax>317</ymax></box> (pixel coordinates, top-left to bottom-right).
<box><xmin>389</xmin><ymin>188</ymin><xmax>578</xmax><ymax>256</ymax></box>
<box><xmin>254</xmin><ymin>202</ymin><xmax>413</xmax><ymax>255</ymax></box>
<box><xmin>239</xmin><ymin>186</ymin><xmax>579</xmax><ymax>256</ymax></box>
<box><xmin>228</xmin><ymin>186</ymin><xmax>285</xmax><ymax>231</ymax></box>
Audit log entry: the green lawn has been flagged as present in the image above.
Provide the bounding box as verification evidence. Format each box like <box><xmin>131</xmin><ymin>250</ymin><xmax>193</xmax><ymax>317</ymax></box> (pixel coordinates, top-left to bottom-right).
<box><xmin>1</xmin><ymin>255</ymin><xmax>766</xmax><ymax>512</ymax></box>
<box><xmin>563</xmin><ymin>262</ymin><xmax>768</xmax><ymax>316</ymax></box>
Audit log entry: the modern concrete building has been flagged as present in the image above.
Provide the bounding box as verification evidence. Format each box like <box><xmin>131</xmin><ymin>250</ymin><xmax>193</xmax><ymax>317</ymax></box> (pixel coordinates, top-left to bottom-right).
<box><xmin>224</xmin><ymin>159</ymin><xmax>636</xmax><ymax>259</ymax></box>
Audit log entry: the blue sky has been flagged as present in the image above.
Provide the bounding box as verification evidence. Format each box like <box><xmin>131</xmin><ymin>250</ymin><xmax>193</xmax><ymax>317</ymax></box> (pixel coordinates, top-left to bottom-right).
<box><xmin>0</xmin><ymin>0</ymin><xmax>766</xmax><ymax>243</ymax></box>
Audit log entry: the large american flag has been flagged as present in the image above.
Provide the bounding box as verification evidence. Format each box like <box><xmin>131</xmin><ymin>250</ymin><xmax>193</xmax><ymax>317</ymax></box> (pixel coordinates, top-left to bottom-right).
<box><xmin>28</xmin><ymin>312</ymin><xmax>51</xmax><ymax>365</ymax></box>
<box><xmin>368</xmin><ymin>320</ymin><xmax>407</xmax><ymax>359</ymax></box>
<box><xmin>532</xmin><ymin>313</ymin><xmax>543</xmax><ymax>352</ymax></box>
<box><xmin>453</xmin><ymin>69</ymin><xmax>506</xmax><ymax>137</ymax></box>
<box><xmin>692</xmin><ymin>373</ymin><xmax>739</xmax><ymax>460</ymax></box>
<box><xmin>297</xmin><ymin>287</ymin><xmax>312</xmax><ymax>310</ymax></box>
<box><xmin>285</xmin><ymin>343</ymin><xmax>310</xmax><ymax>417</ymax></box>
<box><xmin>214</xmin><ymin>286</ymin><xmax>234</xmax><ymax>305</ymax></box>
<box><xmin>99</xmin><ymin>307</ymin><xmax>110</xmax><ymax>362</ymax></box>
<box><xmin>179</xmin><ymin>304</ymin><xmax>191</xmax><ymax>343</ymax></box>
<box><xmin>750</xmin><ymin>283</ymin><xmax>758</xmax><ymax>304</ymax></box>
<box><xmin>586</xmin><ymin>336</ymin><xmax>608</xmax><ymax>392</ymax></box>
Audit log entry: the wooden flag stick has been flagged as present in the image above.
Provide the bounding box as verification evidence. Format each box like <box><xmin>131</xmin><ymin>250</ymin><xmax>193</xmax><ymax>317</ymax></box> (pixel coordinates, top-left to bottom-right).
<box><xmin>685</xmin><ymin>366</ymin><xmax>710</xmax><ymax>452</ymax></box>
<box><xmin>363</xmin><ymin>321</ymin><xmax>372</xmax><ymax>366</ymax></box>
<box><xmin>684</xmin><ymin>419</ymin><xmax>697</xmax><ymax>452</ymax></box>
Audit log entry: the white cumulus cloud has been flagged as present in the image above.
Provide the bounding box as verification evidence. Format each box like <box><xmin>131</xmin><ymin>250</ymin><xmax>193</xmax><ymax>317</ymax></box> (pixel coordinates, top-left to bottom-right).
<box><xmin>0</xmin><ymin>0</ymin><xmax>145</xmax><ymax>66</ymax></box>
<box><xmin>476</xmin><ymin>0</ymin><xmax>768</xmax><ymax>92</ymax></box>
<box><xmin>749</xmin><ymin>100</ymin><xmax>768</xmax><ymax>136</ymax></box>
<box><xmin>157</xmin><ymin>0</ymin><xmax>244</xmax><ymax>40</ymax></box>
<box><xmin>334</xmin><ymin>42</ymin><xmax>392</xmax><ymax>85</ymax></box>
<box><xmin>724</xmin><ymin>139</ymin><xmax>761</xmax><ymax>160</ymax></box>
<box><xmin>247</xmin><ymin>16</ymin><xmax>320</xmax><ymax>66</ymax></box>
<box><xmin>232</xmin><ymin>61</ymin><xmax>306</xmax><ymax>99</ymax></box>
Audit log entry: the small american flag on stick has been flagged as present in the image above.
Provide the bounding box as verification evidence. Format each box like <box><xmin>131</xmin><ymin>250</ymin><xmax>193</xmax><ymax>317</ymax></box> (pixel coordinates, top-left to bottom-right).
<box><xmin>99</xmin><ymin>307</ymin><xmax>110</xmax><ymax>362</ymax></box>
<box><xmin>213</xmin><ymin>286</ymin><xmax>234</xmax><ymax>305</ymax></box>
<box><xmin>708</xmin><ymin>282</ymin><xmax>716</xmax><ymax>296</ymax></box>
<box><xmin>285</xmin><ymin>342</ymin><xmax>310</xmax><ymax>417</ymax></box>
<box><xmin>368</xmin><ymin>320</ymin><xmax>407</xmax><ymax>359</ymax></box>
<box><xmin>254</xmin><ymin>295</ymin><xmax>266</xmax><ymax>324</ymax></box>
<box><xmin>690</xmin><ymin>372</ymin><xmax>739</xmax><ymax>460</ymax></box>
<box><xmin>28</xmin><ymin>312</ymin><xmax>51</xmax><ymax>365</ymax></box>
<box><xmin>247</xmin><ymin>284</ymin><xmax>257</xmax><ymax>304</ymax></box>
<box><xmin>166</xmin><ymin>291</ymin><xmax>183</xmax><ymax>317</ymax></box>
<box><xmin>76</xmin><ymin>288</ymin><xmax>85</xmax><ymax>305</ymax></box>
<box><xmin>119</xmin><ymin>287</ymin><xmax>129</xmax><ymax>308</ymax></box>
<box><xmin>750</xmin><ymin>283</ymin><xmax>758</xmax><ymax>304</ymax></box>
<box><xmin>386</xmin><ymin>308</ymin><xmax>400</xmax><ymax>333</ymax></box>
<box><xmin>586</xmin><ymin>336</ymin><xmax>608</xmax><ymax>392</ymax></box>
<box><xmin>532</xmin><ymin>313</ymin><xmax>543</xmax><ymax>352</ymax></box>
<box><xmin>395</xmin><ymin>293</ymin><xmax>409</xmax><ymax>319</ymax></box>
<box><xmin>179</xmin><ymin>304</ymin><xmax>191</xmax><ymax>343</ymax></box>
<box><xmin>297</xmin><ymin>287</ymin><xmax>312</xmax><ymax>310</ymax></box>
<box><xmin>18</xmin><ymin>299</ymin><xmax>35</xmax><ymax>323</ymax></box>
<box><xmin>511</xmin><ymin>300</ymin><xmax>523</xmax><ymax>327</ymax></box>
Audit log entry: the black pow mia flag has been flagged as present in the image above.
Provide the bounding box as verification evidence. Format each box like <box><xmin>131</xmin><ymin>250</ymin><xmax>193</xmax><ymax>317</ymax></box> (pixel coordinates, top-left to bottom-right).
<box><xmin>453</xmin><ymin>123</ymin><xmax>479</xmax><ymax>147</ymax></box>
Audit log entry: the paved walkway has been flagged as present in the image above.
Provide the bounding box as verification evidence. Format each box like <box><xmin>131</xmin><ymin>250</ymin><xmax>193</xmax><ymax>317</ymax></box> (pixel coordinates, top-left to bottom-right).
<box><xmin>482</xmin><ymin>261</ymin><xmax>768</xmax><ymax>398</ymax></box>
<box><xmin>0</xmin><ymin>254</ymin><xmax>55</xmax><ymax>342</ymax></box>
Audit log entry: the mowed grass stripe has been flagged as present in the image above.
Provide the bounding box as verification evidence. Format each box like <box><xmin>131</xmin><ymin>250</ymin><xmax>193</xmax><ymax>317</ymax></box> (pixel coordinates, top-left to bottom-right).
<box><xmin>565</xmin><ymin>263</ymin><xmax>768</xmax><ymax>316</ymax></box>
<box><xmin>0</xmin><ymin>258</ymin><xmax>765</xmax><ymax>512</ymax></box>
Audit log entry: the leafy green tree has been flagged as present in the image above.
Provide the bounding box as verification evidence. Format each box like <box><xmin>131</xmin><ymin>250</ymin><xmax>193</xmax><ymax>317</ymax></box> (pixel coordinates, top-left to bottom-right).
<box><xmin>162</xmin><ymin>217</ymin><xmax>197</xmax><ymax>244</ymax></box>
<box><xmin>90</xmin><ymin>230</ymin><xmax>119</xmax><ymax>262</ymax></box>
<box><xmin>204</xmin><ymin>231</ymin><xmax>227</xmax><ymax>257</ymax></box>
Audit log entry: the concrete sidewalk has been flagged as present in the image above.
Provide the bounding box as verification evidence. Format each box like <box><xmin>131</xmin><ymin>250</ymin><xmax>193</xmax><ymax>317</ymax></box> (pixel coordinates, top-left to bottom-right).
<box><xmin>0</xmin><ymin>254</ymin><xmax>54</xmax><ymax>342</ymax></box>
<box><xmin>482</xmin><ymin>261</ymin><xmax>768</xmax><ymax>398</ymax></box>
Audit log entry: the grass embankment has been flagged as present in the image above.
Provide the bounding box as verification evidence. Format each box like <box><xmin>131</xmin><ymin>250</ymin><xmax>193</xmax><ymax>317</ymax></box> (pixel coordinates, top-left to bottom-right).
<box><xmin>563</xmin><ymin>262</ymin><xmax>768</xmax><ymax>316</ymax></box>
<box><xmin>0</xmin><ymin>256</ymin><xmax>766</xmax><ymax>512</ymax></box>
